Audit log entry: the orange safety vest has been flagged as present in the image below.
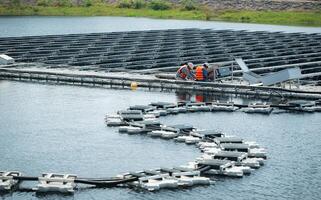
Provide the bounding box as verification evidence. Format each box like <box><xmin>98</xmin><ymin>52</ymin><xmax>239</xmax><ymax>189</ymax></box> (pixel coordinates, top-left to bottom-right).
<box><xmin>195</xmin><ymin>66</ymin><xmax>204</xmax><ymax>81</ymax></box>
<box><xmin>178</xmin><ymin>65</ymin><xmax>188</xmax><ymax>79</ymax></box>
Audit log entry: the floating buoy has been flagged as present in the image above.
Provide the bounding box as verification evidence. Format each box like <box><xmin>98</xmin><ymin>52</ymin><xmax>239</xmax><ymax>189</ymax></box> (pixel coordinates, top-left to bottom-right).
<box><xmin>130</xmin><ymin>82</ymin><xmax>138</xmax><ymax>90</ymax></box>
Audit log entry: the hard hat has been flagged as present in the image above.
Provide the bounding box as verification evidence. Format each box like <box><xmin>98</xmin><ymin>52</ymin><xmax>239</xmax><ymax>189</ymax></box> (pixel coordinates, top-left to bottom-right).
<box><xmin>187</xmin><ymin>62</ymin><xmax>194</xmax><ymax>68</ymax></box>
<box><xmin>203</xmin><ymin>62</ymin><xmax>209</xmax><ymax>68</ymax></box>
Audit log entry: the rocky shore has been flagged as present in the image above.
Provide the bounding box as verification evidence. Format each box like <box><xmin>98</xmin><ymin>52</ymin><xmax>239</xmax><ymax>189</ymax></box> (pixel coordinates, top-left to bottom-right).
<box><xmin>107</xmin><ymin>0</ymin><xmax>321</xmax><ymax>11</ymax></box>
<box><xmin>200</xmin><ymin>0</ymin><xmax>321</xmax><ymax>11</ymax></box>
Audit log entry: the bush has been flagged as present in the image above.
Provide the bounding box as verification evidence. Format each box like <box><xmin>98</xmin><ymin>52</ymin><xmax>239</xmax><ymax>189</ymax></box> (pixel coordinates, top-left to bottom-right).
<box><xmin>202</xmin><ymin>5</ymin><xmax>213</xmax><ymax>20</ymax></box>
<box><xmin>117</xmin><ymin>0</ymin><xmax>146</xmax><ymax>9</ymax></box>
<box><xmin>83</xmin><ymin>0</ymin><xmax>92</xmax><ymax>7</ymax></box>
<box><xmin>241</xmin><ymin>16</ymin><xmax>251</xmax><ymax>22</ymax></box>
<box><xmin>118</xmin><ymin>0</ymin><xmax>132</xmax><ymax>8</ymax></box>
<box><xmin>180</xmin><ymin>0</ymin><xmax>197</xmax><ymax>11</ymax></box>
<box><xmin>37</xmin><ymin>0</ymin><xmax>69</xmax><ymax>7</ymax></box>
<box><xmin>53</xmin><ymin>0</ymin><xmax>73</xmax><ymax>7</ymax></box>
<box><xmin>132</xmin><ymin>0</ymin><xmax>146</xmax><ymax>9</ymax></box>
<box><xmin>37</xmin><ymin>0</ymin><xmax>49</xmax><ymax>6</ymax></box>
<box><xmin>33</xmin><ymin>7</ymin><xmax>39</xmax><ymax>12</ymax></box>
<box><xmin>9</xmin><ymin>0</ymin><xmax>22</xmax><ymax>7</ymax></box>
<box><xmin>149</xmin><ymin>0</ymin><xmax>171</xmax><ymax>10</ymax></box>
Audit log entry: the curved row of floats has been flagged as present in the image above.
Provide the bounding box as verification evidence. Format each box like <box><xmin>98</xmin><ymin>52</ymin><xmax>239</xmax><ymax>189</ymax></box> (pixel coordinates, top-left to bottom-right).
<box><xmin>107</xmin><ymin>100</ymin><xmax>321</xmax><ymax>125</ymax></box>
<box><xmin>4</xmin><ymin>97</ymin><xmax>321</xmax><ymax>194</ymax></box>
<box><xmin>4</xmin><ymin>98</ymin><xmax>319</xmax><ymax>194</ymax></box>
<box><xmin>105</xmin><ymin>101</ymin><xmax>268</xmax><ymax>191</ymax></box>
<box><xmin>1</xmin><ymin>100</ymin><xmax>270</xmax><ymax>195</ymax></box>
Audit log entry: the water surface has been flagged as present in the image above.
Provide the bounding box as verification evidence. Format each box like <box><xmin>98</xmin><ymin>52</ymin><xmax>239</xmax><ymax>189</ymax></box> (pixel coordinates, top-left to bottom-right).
<box><xmin>0</xmin><ymin>81</ymin><xmax>320</xmax><ymax>200</ymax></box>
<box><xmin>0</xmin><ymin>16</ymin><xmax>321</xmax><ymax>38</ymax></box>
<box><xmin>0</xmin><ymin>16</ymin><xmax>321</xmax><ymax>200</ymax></box>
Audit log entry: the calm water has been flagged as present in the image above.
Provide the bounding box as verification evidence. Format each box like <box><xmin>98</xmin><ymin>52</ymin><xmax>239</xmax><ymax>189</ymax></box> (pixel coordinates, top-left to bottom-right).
<box><xmin>0</xmin><ymin>16</ymin><xmax>321</xmax><ymax>38</ymax></box>
<box><xmin>0</xmin><ymin>81</ymin><xmax>321</xmax><ymax>200</ymax></box>
<box><xmin>0</xmin><ymin>17</ymin><xmax>321</xmax><ymax>199</ymax></box>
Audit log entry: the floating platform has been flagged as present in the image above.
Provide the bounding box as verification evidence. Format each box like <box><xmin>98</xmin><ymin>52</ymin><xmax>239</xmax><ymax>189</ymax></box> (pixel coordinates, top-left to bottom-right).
<box><xmin>33</xmin><ymin>173</ymin><xmax>77</xmax><ymax>193</ymax></box>
<box><xmin>0</xmin><ymin>28</ymin><xmax>320</xmax><ymax>78</ymax></box>
<box><xmin>241</xmin><ymin>103</ymin><xmax>273</xmax><ymax>114</ymax></box>
<box><xmin>1</xmin><ymin>28</ymin><xmax>321</xmax><ymax>100</ymax></box>
<box><xmin>2</xmin><ymin>67</ymin><xmax>321</xmax><ymax>100</ymax></box>
<box><xmin>0</xmin><ymin>171</ymin><xmax>21</xmax><ymax>191</ymax></box>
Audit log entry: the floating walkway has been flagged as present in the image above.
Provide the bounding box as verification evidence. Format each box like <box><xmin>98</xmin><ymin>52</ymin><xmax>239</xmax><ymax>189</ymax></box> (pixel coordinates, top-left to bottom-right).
<box><xmin>1</xmin><ymin>100</ymin><xmax>271</xmax><ymax>194</ymax></box>
<box><xmin>2</xmin><ymin>67</ymin><xmax>321</xmax><ymax>100</ymax></box>
<box><xmin>106</xmin><ymin>101</ymin><xmax>269</xmax><ymax>189</ymax></box>
<box><xmin>3</xmin><ymin>99</ymin><xmax>319</xmax><ymax>194</ymax></box>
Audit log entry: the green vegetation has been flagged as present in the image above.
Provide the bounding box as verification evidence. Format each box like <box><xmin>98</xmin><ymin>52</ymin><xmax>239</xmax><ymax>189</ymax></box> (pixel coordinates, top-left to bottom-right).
<box><xmin>0</xmin><ymin>0</ymin><xmax>320</xmax><ymax>27</ymax></box>
<box><xmin>118</xmin><ymin>0</ymin><xmax>146</xmax><ymax>9</ymax></box>
<box><xmin>148</xmin><ymin>0</ymin><xmax>172</xmax><ymax>10</ymax></box>
<box><xmin>217</xmin><ymin>10</ymin><xmax>321</xmax><ymax>26</ymax></box>
<box><xmin>180</xmin><ymin>0</ymin><xmax>198</xmax><ymax>11</ymax></box>
<box><xmin>0</xmin><ymin>5</ymin><xmax>205</xmax><ymax>20</ymax></box>
<box><xmin>117</xmin><ymin>0</ymin><xmax>172</xmax><ymax>10</ymax></box>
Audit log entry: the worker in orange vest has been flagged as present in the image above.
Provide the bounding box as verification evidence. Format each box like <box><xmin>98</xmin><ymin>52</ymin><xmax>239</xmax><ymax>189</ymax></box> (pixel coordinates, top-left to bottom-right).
<box><xmin>176</xmin><ymin>62</ymin><xmax>195</xmax><ymax>80</ymax></box>
<box><xmin>194</xmin><ymin>63</ymin><xmax>209</xmax><ymax>81</ymax></box>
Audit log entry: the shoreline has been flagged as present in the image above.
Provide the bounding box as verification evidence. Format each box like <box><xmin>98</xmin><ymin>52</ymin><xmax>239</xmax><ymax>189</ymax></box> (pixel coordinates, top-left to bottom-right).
<box><xmin>0</xmin><ymin>6</ymin><xmax>321</xmax><ymax>27</ymax></box>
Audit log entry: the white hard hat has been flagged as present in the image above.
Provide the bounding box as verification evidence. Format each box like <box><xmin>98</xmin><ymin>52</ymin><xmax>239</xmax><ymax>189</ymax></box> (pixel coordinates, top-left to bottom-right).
<box><xmin>187</xmin><ymin>62</ymin><xmax>194</xmax><ymax>68</ymax></box>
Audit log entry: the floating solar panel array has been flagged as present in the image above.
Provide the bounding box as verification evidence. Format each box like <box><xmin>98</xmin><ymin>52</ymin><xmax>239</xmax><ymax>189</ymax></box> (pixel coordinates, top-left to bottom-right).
<box><xmin>0</xmin><ymin>28</ymin><xmax>321</xmax><ymax>78</ymax></box>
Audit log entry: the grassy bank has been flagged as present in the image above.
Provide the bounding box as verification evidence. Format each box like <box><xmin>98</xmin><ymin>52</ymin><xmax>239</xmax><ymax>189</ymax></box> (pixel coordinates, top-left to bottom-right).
<box><xmin>0</xmin><ymin>5</ymin><xmax>321</xmax><ymax>27</ymax></box>
<box><xmin>0</xmin><ymin>6</ymin><xmax>206</xmax><ymax>20</ymax></box>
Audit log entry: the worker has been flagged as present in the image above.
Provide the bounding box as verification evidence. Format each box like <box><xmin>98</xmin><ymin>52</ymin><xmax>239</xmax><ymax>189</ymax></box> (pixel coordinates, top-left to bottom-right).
<box><xmin>195</xmin><ymin>63</ymin><xmax>209</xmax><ymax>81</ymax></box>
<box><xmin>176</xmin><ymin>62</ymin><xmax>195</xmax><ymax>80</ymax></box>
<box><xmin>207</xmin><ymin>64</ymin><xmax>219</xmax><ymax>81</ymax></box>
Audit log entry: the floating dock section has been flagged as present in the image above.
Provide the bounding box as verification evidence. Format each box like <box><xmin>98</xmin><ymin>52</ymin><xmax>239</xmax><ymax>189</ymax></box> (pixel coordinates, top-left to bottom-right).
<box><xmin>2</xmin><ymin>67</ymin><xmax>321</xmax><ymax>100</ymax></box>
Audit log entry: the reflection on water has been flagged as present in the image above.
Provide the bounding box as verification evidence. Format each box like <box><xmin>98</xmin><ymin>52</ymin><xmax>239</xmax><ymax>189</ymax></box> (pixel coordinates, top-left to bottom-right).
<box><xmin>175</xmin><ymin>90</ymin><xmax>282</xmax><ymax>104</ymax></box>
<box><xmin>175</xmin><ymin>90</ymin><xmax>232</xmax><ymax>103</ymax></box>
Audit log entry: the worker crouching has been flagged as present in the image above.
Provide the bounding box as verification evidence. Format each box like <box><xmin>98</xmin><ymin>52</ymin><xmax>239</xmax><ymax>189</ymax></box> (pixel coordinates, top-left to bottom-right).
<box><xmin>176</xmin><ymin>62</ymin><xmax>195</xmax><ymax>80</ymax></box>
<box><xmin>195</xmin><ymin>63</ymin><xmax>209</xmax><ymax>81</ymax></box>
<box><xmin>207</xmin><ymin>64</ymin><xmax>218</xmax><ymax>81</ymax></box>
